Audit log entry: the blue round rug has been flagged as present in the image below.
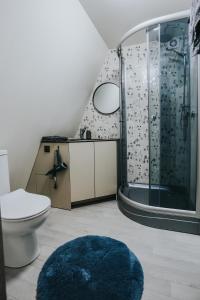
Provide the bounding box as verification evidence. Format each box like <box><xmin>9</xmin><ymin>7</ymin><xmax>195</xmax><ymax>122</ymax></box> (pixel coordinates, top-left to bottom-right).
<box><xmin>37</xmin><ymin>235</ymin><xmax>144</xmax><ymax>300</ymax></box>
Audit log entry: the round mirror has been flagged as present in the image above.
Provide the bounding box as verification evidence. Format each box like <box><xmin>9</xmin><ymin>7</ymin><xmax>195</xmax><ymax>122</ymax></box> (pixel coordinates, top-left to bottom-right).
<box><xmin>93</xmin><ymin>82</ymin><xmax>119</xmax><ymax>115</ymax></box>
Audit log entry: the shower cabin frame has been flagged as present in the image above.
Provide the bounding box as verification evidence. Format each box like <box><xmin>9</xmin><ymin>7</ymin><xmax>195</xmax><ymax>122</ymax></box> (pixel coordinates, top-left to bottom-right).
<box><xmin>117</xmin><ymin>10</ymin><xmax>200</xmax><ymax>234</ymax></box>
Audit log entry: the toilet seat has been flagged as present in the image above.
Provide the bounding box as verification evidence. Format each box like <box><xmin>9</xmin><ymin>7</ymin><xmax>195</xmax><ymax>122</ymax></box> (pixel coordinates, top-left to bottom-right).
<box><xmin>0</xmin><ymin>189</ymin><xmax>51</xmax><ymax>221</ymax></box>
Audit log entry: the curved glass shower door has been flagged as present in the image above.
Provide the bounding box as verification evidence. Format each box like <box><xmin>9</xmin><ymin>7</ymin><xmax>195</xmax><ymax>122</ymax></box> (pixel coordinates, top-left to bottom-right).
<box><xmin>121</xmin><ymin>29</ymin><xmax>150</xmax><ymax>206</ymax></box>
<box><xmin>148</xmin><ymin>18</ymin><xmax>197</xmax><ymax>211</ymax></box>
<box><xmin>121</xmin><ymin>17</ymin><xmax>198</xmax><ymax>212</ymax></box>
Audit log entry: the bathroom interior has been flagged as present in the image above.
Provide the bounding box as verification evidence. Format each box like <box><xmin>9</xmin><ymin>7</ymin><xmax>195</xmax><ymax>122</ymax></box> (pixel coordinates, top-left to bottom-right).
<box><xmin>0</xmin><ymin>0</ymin><xmax>200</xmax><ymax>300</ymax></box>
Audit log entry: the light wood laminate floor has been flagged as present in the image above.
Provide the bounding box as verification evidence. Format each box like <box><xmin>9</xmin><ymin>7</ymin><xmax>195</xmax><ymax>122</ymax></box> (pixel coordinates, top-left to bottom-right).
<box><xmin>5</xmin><ymin>200</ymin><xmax>200</xmax><ymax>300</ymax></box>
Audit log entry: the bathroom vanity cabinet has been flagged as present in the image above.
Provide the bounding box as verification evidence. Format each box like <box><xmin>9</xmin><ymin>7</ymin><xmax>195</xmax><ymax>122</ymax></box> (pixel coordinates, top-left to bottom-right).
<box><xmin>27</xmin><ymin>140</ymin><xmax>118</xmax><ymax>209</ymax></box>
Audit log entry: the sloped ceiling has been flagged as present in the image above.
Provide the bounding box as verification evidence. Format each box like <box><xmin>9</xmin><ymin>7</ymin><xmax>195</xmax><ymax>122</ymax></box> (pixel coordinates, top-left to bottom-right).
<box><xmin>0</xmin><ymin>0</ymin><xmax>107</xmax><ymax>190</ymax></box>
<box><xmin>79</xmin><ymin>0</ymin><xmax>192</xmax><ymax>48</ymax></box>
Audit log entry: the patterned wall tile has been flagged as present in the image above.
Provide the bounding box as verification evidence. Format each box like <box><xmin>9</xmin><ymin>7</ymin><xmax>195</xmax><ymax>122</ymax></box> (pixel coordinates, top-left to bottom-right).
<box><xmin>75</xmin><ymin>49</ymin><xmax>120</xmax><ymax>140</ymax></box>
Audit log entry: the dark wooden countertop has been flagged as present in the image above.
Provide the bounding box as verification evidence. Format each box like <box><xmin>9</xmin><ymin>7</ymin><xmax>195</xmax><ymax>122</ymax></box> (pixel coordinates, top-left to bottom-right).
<box><xmin>41</xmin><ymin>138</ymin><xmax>119</xmax><ymax>144</ymax></box>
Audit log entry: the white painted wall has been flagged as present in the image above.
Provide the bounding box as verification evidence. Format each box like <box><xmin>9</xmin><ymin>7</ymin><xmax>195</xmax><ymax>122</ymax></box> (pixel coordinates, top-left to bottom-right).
<box><xmin>0</xmin><ymin>0</ymin><xmax>108</xmax><ymax>190</ymax></box>
<box><xmin>79</xmin><ymin>0</ymin><xmax>192</xmax><ymax>48</ymax></box>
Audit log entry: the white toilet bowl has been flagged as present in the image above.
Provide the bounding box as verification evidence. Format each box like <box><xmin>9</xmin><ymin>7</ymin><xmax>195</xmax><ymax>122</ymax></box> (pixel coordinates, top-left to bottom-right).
<box><xmin>0</xmin><ymin>189</ymin><xmax>50</xmax><ymax>268</ymax></box>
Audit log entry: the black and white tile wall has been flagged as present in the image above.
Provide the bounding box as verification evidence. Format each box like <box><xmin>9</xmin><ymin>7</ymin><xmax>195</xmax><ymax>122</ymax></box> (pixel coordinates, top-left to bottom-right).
<box><xmin>190</xmin><ymin>0</ymin><xmax>200</xmax><ymax>55</ymax></box>
<box><xmin>75</xmin><ymin>49</ymin><xmax>120</xmax><ymax>140</ymax></box>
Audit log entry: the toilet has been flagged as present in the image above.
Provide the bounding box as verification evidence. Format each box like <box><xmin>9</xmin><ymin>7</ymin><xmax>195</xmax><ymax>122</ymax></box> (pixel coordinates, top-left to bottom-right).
<box><xmin>0</xmin><ymin>150</ymin><xmax>51</xmax><ymax>268</ymax></box>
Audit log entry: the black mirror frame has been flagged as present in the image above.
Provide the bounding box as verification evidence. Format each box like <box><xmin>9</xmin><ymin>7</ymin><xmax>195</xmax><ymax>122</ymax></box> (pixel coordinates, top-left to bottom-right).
<box><xmin>92</xmin><ymin>82</ymin><xmax>120</xmax><ymax>115</ymax></box>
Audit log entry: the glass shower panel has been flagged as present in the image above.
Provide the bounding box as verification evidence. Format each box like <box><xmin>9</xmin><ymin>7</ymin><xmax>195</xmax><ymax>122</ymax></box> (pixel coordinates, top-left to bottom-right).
<box><xmin>189</xmin><ymin>54</ymin><xmax>198</xmax><ymax>210</ymax></box>
<box><xmin>122</xmin><ymin>30</ymin><xmax>149</xmax><ymax>205</ymax></box>
<box><xmin>147</xmin><ymin>24</ymin><xmax>161</xmax><ymax>207</ymax></box>
<box><xmin>148</xmin><ymin>18</ymin><xmax>196</xmax><ymax>210</ymax></box>
<box><xmin>160</xmin><ymin>18</ymin><xmax>190</xmax><ymax>210</ymax></box>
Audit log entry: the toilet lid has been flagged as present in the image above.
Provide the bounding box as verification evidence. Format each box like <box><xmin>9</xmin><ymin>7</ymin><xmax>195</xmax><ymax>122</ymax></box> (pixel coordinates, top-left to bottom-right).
<box><xmin>0</xmin><ymin>189</ymin><xmax>51</xmax><ymax>220</ymax></box>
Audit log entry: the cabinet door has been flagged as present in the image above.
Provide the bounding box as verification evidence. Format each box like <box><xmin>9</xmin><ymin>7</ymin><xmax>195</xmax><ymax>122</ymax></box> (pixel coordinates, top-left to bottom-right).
<box><xmin>95</xmin><ymin>142</ymin><xmax>117</xmax><ymax>197</ymax></box>
<box><xmin>69</xmin><ymin>142</ymin><xmax>94</xmax><ymax>202</ymax></box>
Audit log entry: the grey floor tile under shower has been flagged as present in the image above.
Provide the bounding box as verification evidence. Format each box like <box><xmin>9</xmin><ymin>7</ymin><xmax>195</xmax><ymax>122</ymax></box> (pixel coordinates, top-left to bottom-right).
<box><xmin>5</xmin><ymin>200</ymin><xmax>200</xmax><ymax>300</ymax></box>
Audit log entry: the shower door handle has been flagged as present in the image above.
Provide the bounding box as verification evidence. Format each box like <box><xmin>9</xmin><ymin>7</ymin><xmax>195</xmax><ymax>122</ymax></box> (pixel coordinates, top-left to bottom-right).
<box><xmin>191</xmin><ymin>111</ymin><xmax>196</xmax><ymax>119</ymax></box>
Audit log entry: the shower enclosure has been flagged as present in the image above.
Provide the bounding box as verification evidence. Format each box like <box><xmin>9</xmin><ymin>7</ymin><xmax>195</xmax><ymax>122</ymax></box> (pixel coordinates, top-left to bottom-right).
<box><xmin>117</xmin><ymin>11</ymin><xmax>200</xmax><ymax>234</ymax></box>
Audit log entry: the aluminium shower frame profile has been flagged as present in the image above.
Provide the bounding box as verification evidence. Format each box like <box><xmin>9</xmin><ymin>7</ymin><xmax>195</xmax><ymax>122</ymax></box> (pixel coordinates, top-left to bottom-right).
<box><xmin>117</xmin><ymin>10</ymin><xmax>190</xmax><ymax>49</ymax></box>
<box><xmin>196</xmin><ymin>54</ymin><xmax>200</xmax><ymax>217</ymax></box>
<box><xmin>117</xmin><ymin>10</ymin><xmax>200</xmax><ymax>234</ymax></box>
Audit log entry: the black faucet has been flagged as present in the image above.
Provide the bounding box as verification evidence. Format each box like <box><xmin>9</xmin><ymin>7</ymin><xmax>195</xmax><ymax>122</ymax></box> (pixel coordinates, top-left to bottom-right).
<box><xmin>80</xmin><ymin>127</ymin><xmax>87</xmax><ymax>139</ymax></box>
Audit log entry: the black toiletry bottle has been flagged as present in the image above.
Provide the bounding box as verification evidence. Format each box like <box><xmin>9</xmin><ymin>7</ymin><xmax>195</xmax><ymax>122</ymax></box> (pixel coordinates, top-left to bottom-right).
<box><xmin>86</xmin><ymin>130</ymin><xmax>92</xmax><ymax>140</ymax></box>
